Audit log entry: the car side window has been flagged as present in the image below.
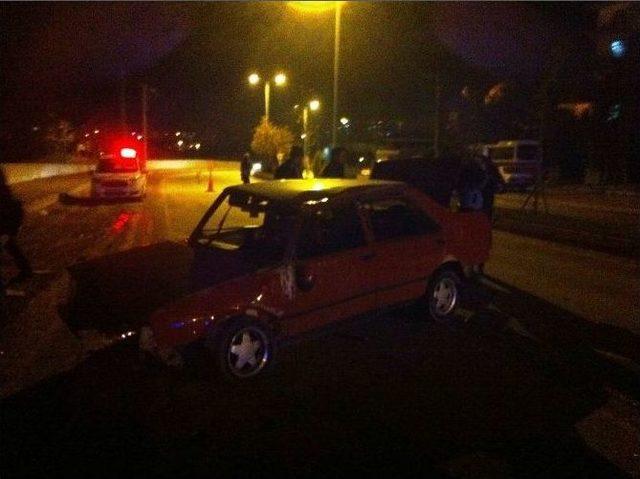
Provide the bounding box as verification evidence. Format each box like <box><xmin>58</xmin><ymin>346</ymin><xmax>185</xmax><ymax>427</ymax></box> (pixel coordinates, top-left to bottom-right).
<box><xmin>364</xmin><ymin>197</ymin><xmax>440</xmax><ymax>242</ymax></box>
<box><xmin>297</xmin><ymin>206</ymin><xmax>366</xmax><ymax>259</ymax></box>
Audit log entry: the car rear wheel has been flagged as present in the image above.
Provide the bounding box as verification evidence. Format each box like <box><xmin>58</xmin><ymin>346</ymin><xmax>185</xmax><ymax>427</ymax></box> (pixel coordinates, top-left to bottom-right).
<box><xmin>209</xmin><ymin>318</ymin><xmax>274</xmax><ymax>380</ymax></box>
<box><xmin>426</xmin><ymin>269</ymin><xmax>461</xmax><ymax>322</ymax></box>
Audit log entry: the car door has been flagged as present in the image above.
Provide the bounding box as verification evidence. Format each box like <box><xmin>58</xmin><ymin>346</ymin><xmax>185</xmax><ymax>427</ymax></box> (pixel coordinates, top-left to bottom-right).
<box><xmin>360</xmin><ymin>195</ymin><xmax>445</xmax><ymax>309</ymax></box>
<box><xmin>281</xmin><ymin>203</ymin><xmax>379</xmax><ymax>336</ymax></box>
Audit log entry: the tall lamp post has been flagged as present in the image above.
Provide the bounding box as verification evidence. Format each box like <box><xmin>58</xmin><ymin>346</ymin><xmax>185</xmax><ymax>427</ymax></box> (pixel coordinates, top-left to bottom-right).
<box><xmin>302</xmin><ymin>99</ymin><xmax>321</xmax><ymax>160</ymax></box>
<box><xmin>248</xmin><ymin>72</ymin><xmax>287</xmax><ymax>121</ymax></box>
<box><xmin>332</xmin><ymin>2</ymin><xmax>342</xmax><ymax>147</ymax></box>
<box><xmin>288</xmin><ymin>2</ymin><xmax>344</xmax><ymax>146</ymax></box>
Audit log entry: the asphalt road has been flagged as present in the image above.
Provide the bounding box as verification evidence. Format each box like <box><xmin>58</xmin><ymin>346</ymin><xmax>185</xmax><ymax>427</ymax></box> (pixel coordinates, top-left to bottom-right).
<box><xmin>1</xmin><ymin>166</ymin><xmax>639</xmax><ymax>477</ymax></box>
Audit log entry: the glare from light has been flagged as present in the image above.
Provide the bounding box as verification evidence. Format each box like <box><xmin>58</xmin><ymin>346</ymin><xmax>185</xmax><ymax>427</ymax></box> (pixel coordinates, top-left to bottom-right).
<box><xmin>195</xmin><ymin>143</ymin><xmax>201</xmax><ymax>150</ymax></box>
<box><xmin>177</xmin><ymin>139</ymin><xmax>184</xmax><ymax>147</ymax></box>
<box><xmin>301</xmin><ymin>133</ymin><xmax>307</xmax><ymax>139</ymax></box>
<box><xmin>358</xmin><ymin>156</ymin><xmax>365</xmax><ymax>163</ymax></box>
<box><xmin>340</xmin><ymin>117</ymin><xmax>349</xmax><ymax>125</ymax></box>
<box><xmin>274</xmin><ymin>73</ymin><xmax>287</xmax><ymax>86</ymax></box>
<box><xmin>309</xmin><ymin>99</ymin><xmax>320</xmax><ymax>111</ymax></box>
<box><xmin>84</xmin><ymin>133</ymin><xmax>90</xmax><ymax>138</ymax></box>
<box><xmin>175</xmin><ymin>131</ymin><xmax>181</xmax><ymax>136</ymax></box>
<box><xmin>131</xmin><ymin>131</ymin><xmax>136</xmax><ymax>136</ymax></box>
<box><xmin>248</xmin><ymin>73</ymin><xmax>260</xmax><ymax>85</ymax></box>
<box><xmin>136</xmin><ymin>135</ymin><xmax>143</xmax><ymax>140</ymax></box>
<box><xmin>93</xmin><ymin>129</ymin><xmax>100</xmax><ymax>134</ymax></box>
<box><xmin>288</xmin><ymin>1</ymin><xmax>342</xmax><ymax>14</ymax></box>
<box><xmin>610</xmin><ymin>39</ymin><xmax>625</xmax><ymax>58</ymax></box>
<box><xmin>251</xmin><ymin>162</ymin><xmax>262</xmax><ymax>174</ymax></box>
<box><xmin>120</xmin><ymin>148</ymin><xmax>137</xmax><ymax>158</ymax></box>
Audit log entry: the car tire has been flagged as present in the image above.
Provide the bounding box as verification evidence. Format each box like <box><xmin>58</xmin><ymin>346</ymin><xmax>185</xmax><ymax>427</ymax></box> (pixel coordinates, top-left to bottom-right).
<box><xmin>207</xmin><ymin>317</ymin><xmax>274</xmax><ymax>381</ymax></box>
<box><xmin>426</xmin><ymin>268</ymin><xmax>461</xmax><ymax>323</ymax></box>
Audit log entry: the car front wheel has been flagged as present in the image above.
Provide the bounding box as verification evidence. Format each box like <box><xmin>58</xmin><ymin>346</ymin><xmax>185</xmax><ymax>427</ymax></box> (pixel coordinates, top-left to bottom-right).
<box><xmin>209</xmin><ymin>318</ymin><xmax>274</xmax><ymax>380</ymax></box>
<box><xmin>427</xmin><ymin>269</ymin><xmax>461</xmax><ymax>322</ymax></box>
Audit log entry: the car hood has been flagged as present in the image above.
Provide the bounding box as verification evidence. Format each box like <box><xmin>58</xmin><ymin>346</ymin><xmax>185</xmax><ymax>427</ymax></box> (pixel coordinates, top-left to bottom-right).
<box><xmin>64</xmin><ymin>241</ymin><xmax>259</xmax><ymax>334</ymax></box>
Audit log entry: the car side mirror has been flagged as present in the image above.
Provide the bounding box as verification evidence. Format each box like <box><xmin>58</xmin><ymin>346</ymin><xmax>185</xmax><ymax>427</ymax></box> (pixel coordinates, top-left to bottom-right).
<box><xmin>295</xmin><ymin>264</ymin><xmax>314</xmax><ymax>292</ymax></box>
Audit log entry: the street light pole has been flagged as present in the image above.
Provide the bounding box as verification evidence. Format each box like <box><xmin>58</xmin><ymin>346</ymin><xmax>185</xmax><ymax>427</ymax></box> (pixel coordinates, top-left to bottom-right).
<box><xmin>332</xmin><ymin>2</ymin><xmax>342</xmax><ymax>147</ymax></box>
<box><xmin>249</xmin><ymin>72</ymin><xmax>286</xmax><ymax>122</ymax></box>
<box><xmin>303</xmin><ymin>106</ymin><xmax>309</xmax><ymax>159</ymax></box>
<box><xmin>264</xmin><ymin>81</ymin><xmax>271</xmax><ymax>120</ymax></box>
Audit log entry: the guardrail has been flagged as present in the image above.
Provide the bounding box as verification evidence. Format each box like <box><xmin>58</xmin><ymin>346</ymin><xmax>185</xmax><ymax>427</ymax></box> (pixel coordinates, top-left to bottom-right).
<box><xmin>2</xmin><ymin>159</ymin><xmax>239</xmax><ymax>185</ymax></box>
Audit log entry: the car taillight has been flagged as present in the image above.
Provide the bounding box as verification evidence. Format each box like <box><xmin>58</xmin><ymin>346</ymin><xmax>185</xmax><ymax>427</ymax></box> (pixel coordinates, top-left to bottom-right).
<box><xmin>120</xmin><ymin>148</ymin><xmax>137</xmax><ymax>158</ymax></box>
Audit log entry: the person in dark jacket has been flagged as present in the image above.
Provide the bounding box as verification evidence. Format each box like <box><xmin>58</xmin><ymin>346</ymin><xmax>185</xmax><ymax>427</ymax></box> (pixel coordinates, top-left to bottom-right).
<box><xmin>1</xmin><ymin>167</ymin><xmax>33</xmax><ymax>289</ymax></box>
<box><xmin>457</xmin><ymin>154</ymin><xmax>487</xmax><ymax>212</ymax></box>
<box><xmin>240</xmin><ymin>152</ymin><xmax>252</xmax><ymax>184</ymax></box>
<box><xmin>274</xmin><ymin>146</ymin><xmax>303</xmax><ymax>179</ymax></box>
<box><xmin>321</xmin><ymin>147</ymin><xmax>349</xmax><ymax>178</ymax></box>
<box><xmin>476</xmin><ymin>153</ymin><xmax>504</xmax><ymax>220</ymax></box>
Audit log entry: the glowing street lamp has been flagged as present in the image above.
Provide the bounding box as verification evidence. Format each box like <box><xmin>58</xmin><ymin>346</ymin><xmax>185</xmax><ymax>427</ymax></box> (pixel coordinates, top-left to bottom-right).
<box><xmin>248</xmin><ymin>71</ymin><xmax>288</xmax><ymax>120</ymax></box>
<box><xmin>309</xmin><ymin>99</ymin><xmax>321</xmax><ymax>111</ymax></box>
<box><xmin>274</xmin><ymin>72</ymin><xmax>287</xmax><ymax>86</ymax></box>
<box><xmin>289</xmin><ymin>1</ymin><xmax>344</xmax><ymax>146</ymax></box>
<box><xmin>248</xmin><ymin>73</ymin><xmax>260</xmax><ymax>85</ymax></box>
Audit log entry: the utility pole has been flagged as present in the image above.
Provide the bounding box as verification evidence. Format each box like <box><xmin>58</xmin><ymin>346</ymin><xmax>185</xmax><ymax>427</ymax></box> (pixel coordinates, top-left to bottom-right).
<box><xmin>142</xmin><ymin>84</ymin><xmax>149</xmax><ymax>163</ymax></box>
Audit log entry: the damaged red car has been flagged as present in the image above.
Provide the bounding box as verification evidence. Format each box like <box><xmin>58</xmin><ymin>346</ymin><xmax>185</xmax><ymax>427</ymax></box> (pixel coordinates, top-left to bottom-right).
<box><xmin>140</xmin><ymin>179</ymin><xmax>491</xmax><ymax>379</ymax></box>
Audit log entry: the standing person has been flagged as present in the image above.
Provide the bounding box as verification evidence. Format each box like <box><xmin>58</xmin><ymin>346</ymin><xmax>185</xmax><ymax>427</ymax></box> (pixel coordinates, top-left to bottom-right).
<box><xmin>240</xmin><ymin>152</ymin><xmax>252</xmax><ymax>184</ymax></box>
<box><xmin>0</xmin><ymin>167</ymin><xmax>33</xmax><ymax>289</ymax></box>
<box><xmin>320</xmin><ymin>147</ymin><xmax>349</xmax><ymax>178</ymax></box>
<box><xmin>274</xmin><ymin>146</ymin><xmax>303</xmax><ymax>180</ymax></box>
<box><xmin>476</xmin><ymin>153</ymin><xmax>504</xmax><ymax>221</ymax></box>
<box><xmin>457</xmin><ymin>155</ymin><xmax>485</xmax><ymax>212</ymax></box>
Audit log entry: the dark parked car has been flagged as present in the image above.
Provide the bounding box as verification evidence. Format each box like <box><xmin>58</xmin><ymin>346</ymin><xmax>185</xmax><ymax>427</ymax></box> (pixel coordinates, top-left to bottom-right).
<box><xmin>370</xmin><ymin>156</ymin><xmax>460</xmax><ymax>208</ymax></box>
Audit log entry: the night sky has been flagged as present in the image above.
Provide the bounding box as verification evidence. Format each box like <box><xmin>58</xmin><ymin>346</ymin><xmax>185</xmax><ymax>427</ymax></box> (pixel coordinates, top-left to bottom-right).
<box><xmin>0</xmin><ymin>1</ymin><xmax>594</xmax><ymax>154</ymax></box>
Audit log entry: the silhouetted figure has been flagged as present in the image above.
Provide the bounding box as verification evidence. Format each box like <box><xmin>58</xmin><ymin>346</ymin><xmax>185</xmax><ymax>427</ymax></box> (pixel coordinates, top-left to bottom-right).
<box><xmin>476</xmin><ymin>154</ymin><xmax>504</xmax><ymax>220</ymax></box>
<box><xmin>0</xmin><ymin>167</ymin><xmax>32</xmax><ymax>290</ymax></box>
<box><xmin>240</xmin><ymin>152</ymin><xmax>251</xmax><ymax>184</ymax></box>
<box><xmin>321</xmin><ymin>147</ymin><xmax>348</xmax><ymax>178</ymax></box>
<box><xmin>274</xmin><ymin>146</ymin><xmax>303</xmax><ymax>179</ymax></box>
<box><xmin>457</xmin><ymin>155</ymin><xmax>486</xmax><ymax>212</ymax></box>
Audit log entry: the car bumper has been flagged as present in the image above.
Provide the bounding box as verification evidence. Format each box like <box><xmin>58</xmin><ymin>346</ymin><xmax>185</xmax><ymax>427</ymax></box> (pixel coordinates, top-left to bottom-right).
<box><xmin>92</xmin><ymin>185</ymin><xmax>144</xmax><ymax>198</ymax></box>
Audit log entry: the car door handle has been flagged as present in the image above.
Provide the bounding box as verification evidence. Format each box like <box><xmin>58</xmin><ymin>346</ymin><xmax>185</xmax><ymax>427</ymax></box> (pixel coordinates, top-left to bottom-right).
<box><xmin>360</xmin><ymin>252</ymin><xmax>376</xmax><ymax>261</ymax></box>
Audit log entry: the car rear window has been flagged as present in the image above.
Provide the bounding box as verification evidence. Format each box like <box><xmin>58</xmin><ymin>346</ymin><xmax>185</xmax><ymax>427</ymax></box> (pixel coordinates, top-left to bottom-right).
<box><xmin>363</xmin><ymin>198</ymin><xmax>440</xmax><ymax>242</ymax></box>
<box><xmin>297</xmin><ymin>206</ymin><xmax>366</xmax><ymax>259</ymax></box>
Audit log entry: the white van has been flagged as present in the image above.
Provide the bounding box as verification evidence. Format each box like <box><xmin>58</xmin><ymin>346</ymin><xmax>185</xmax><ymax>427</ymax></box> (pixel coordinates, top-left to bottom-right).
<box><xmin>485</xmin><ymin>140</ymin><xmax>542</xmax><ymax>188</ymax></box>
